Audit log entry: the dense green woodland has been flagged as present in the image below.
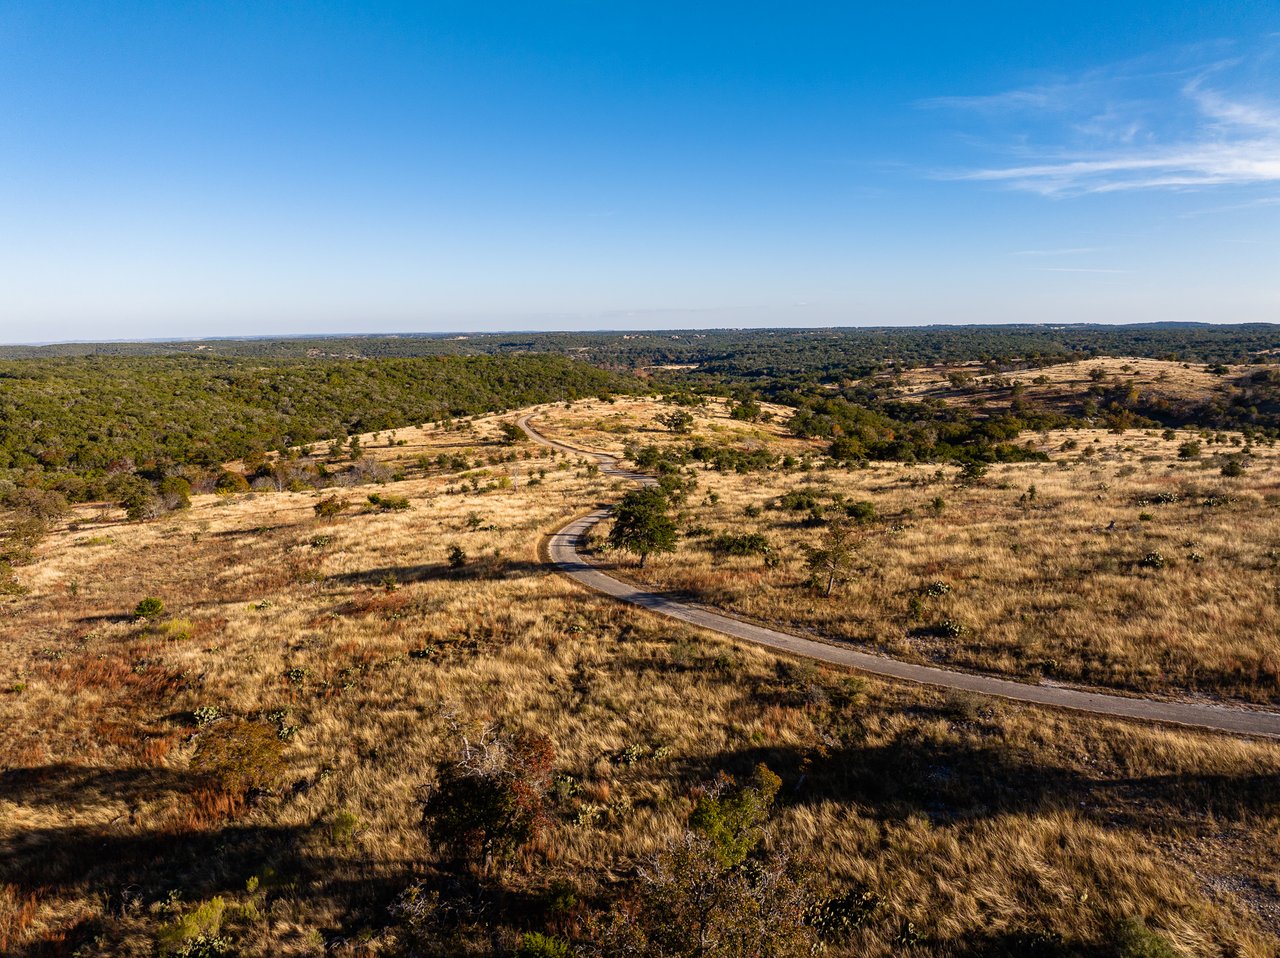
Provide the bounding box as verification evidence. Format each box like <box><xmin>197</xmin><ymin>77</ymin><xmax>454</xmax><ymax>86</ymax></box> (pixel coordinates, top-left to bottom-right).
<box><xmin>4</xmin><ymin>325</ymin><xmax>1280</xmax><ymax>501</ymax></box>
<box><xmin>0</xmin><ymin>355</ymin><xmax>634</xmax><ymax>500</ymax></box>
<box><xmin>5</xmin><ymin>323</ymin><xmax>1280</xmax><ymax>373</ymax></box>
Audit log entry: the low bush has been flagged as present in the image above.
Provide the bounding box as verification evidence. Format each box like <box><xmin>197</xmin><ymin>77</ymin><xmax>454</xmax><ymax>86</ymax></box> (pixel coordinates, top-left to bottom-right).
<box><xmin>844</xmin><ymin>499</ymin><xmax>877</xmax><ymax>523</ymax></box>
<box><xmin>515</xmin><ymin>932</ymin><xmax>573</xmax><ymax>958</ymax></box>
<box><xmin>189</xmin><ymin>720</ymin><xmax>286</xmax><ymax>796</ymax></box>
<box><xmin>313</xmin><ymin>496</ymin><xmax>346</xmax><ymax>518</ymax></box>
<box><xmin>367</xmin><ymin>492</ymin><xmax>411</xmax><ymax>511</ymax></box>
<box><xmin>420</xmin><ymin>727</ymin><xmax>555</xmax><ymax>869</ymax></box>
<box><xmin>777</xmin><ymin>487</ymin><xmax>822</xmax><ymax>512</ymax></box>
<box><xmin>214</xmin><ymin>470</ymin><xmax>251</xmax><ymax>494</ymax></box>
<box><xmin>1114</xmin><ymin>919</ymin><xmax>1181</xmax><ymax>958</ymax></box>
<box><xmin>156</xmin><ymin>896</ymin><xmax>232</xmax><ymax>957</ymax></box>
<box><xmin>134</xmin><ymin>596</ymin><xmax>165</xmax><ymax>619</ymax></box>
<box><xmin>689</xmin><ymin>764</ymin><xmax>781</xmax><ymax>868</ymax></box>
<box><xmin>158</xmin><ymin>476</ymin><xmax>192</xmax><ymax>511</ymax></box>
<box><xmin>710</xmin><ymin>532</ymin><xmax>772</xmax><ymax>558</ymax></box>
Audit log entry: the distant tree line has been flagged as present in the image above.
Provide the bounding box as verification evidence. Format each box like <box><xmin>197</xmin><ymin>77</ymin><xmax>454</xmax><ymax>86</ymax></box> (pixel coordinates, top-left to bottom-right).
<box><xmin>0</xmin><ymin>354</ymin><xmax>637</xmax><ymax>501</ymax></box>
<box><xmin>5</xmin><ymin>323</ymin><xmax>1280</xmax><ymax>371</ymax></box>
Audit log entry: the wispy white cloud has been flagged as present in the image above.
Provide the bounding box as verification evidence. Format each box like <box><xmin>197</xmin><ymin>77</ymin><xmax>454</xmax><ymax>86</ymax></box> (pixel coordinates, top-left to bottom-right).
<box><xmin>1178</xmin><ymin>194</ymin><xmax>1280</xmax><ymax>217</ymax></box>
<box><xmin>928</xmin><ymin>42</ymin><xmax>1280</xmax><ymax>197</ymax></box>
<box><xmin>1031</xmin><ymin>267</ymin><xmax>1132</xmax><ymax>273</ymax></box>
<box><xmin>960</xmin><ymin>145</ymin><xmax>1280</xmax><ymax>195</ymax></box>
<box><xmin>1012</xmin><ymin>247</ymin><xmax>1102</xmax><ymax>256</ymax></box>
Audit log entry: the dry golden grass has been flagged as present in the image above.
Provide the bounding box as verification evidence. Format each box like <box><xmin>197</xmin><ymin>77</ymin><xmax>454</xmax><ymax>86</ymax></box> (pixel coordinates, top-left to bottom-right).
<box><xmin>1</xmin><ymin>403</ymin><xmax>1279</xmax><ymax>955</ymax></box>
<box><xmin>548</xmin><ymin>399</ymin><xmax>1280</xmax><ymax>703</ymax></box>
<box><xmin>529</xmin><ymin>395</ymin><xmax>812</xmax><ymax>458</ymax></box>
<box><xmin>881</xmin><ymin>356</ymin><xmax>1251</xmax><ymax>424</ymax></box>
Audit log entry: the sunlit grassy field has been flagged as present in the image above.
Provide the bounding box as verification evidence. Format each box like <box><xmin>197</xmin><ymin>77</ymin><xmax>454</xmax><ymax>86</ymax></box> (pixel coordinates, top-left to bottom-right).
<box><xmin>535</xmin><ymin>397</ymin><xmax>1280</xmax><ymax>704</ymax></box>
<box><xmin>2</xmin><ymin>403</ymin><xmax>1280</xmax><ymax>955</ymax></box>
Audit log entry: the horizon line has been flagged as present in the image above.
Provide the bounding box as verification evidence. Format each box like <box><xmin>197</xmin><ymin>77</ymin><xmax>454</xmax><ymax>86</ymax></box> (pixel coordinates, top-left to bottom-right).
<box><xmin>2</xmin><ymin>319</ymin><xmax>1273</xmax><ymax>349</ymax></box>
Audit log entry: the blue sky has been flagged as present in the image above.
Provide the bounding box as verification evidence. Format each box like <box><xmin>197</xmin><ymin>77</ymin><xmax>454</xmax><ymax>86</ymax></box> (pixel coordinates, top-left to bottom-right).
<box><xmin>1</xmin><ymin>2</ymin><xmax>1277</xmax><ymax>342</ymax></box>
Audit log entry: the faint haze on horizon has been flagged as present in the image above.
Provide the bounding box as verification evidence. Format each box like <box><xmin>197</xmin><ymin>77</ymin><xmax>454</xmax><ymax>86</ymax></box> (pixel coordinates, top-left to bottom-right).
<box><xmin>1</xmin><ymin>2</ymin><xmax>1277</xmax><ymax>343</ymax></box>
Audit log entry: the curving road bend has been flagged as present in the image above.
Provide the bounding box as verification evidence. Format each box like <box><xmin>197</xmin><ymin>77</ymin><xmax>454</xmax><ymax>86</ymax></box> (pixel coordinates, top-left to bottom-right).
<box><xmin>518</xmin><ymin>413</ymin><xmax>1280</xmax><ymax>739</ymax></box>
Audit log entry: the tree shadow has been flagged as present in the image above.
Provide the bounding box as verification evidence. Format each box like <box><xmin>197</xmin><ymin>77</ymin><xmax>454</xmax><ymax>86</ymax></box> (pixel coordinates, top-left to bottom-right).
<box><xmin>675</xmin><ymin>733</ymin><xmax>1280</xmax><ymax>829</ymax></box>
<box><xmin>328</xmin><ymin>558</ymin><xmax>547</xmax><ymax>587</ymax></box>
<box><xmin>0</xmin><ymin>763</ymin><xmax>193</xmax><ymax>811</ymax></box>
<box><xmin>945</xmin><ymin>927</ymin><xmax>1108</xmax><ymax>958</ymax></box>
<box><xmin>0</xmin><ymin>762</ymin><xmax>431</xmax><ymax>956</ymax></box>
<box><xmin>73</xmin><ymin>613</ymin><xmax>135</xmax><ymax>625</ymax></box>
<box><xmin>2</xmin><ymin>820</ymin><xmax>307</xmax><ymax>894</ymax></box>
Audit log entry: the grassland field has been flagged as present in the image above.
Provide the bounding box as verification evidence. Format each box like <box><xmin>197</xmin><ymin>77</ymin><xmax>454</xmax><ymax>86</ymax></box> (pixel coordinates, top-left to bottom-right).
<box><xmin>3</xmin><ymin>367</ymin><xmax>1280</xmax><ymax>956</ymax></box>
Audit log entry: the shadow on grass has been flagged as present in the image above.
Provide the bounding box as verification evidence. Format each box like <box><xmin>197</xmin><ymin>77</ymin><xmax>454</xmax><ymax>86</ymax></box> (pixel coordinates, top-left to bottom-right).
<box><xmin>328</xmin><ymin>558</ymin><xmax>547</xmax><ymax>587</ymax></box>
<box><xmin>0</xmin><ymin>763</ymin><xmax>193</xmax><ymax>810</ymax></box>
<box><xmin>673</xmin><ymin>732</ymin><xmax>1280</xmax><ymax>828</ymax></box>
<box><xmin>0</xmin><ymin>762</ymin><xmax>430</xmax><ymax>956</ymax></box>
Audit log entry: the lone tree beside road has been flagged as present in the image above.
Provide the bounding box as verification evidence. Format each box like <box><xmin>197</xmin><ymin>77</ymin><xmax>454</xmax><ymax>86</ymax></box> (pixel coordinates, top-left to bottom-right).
<box><xmin>656</xmin><ymin>409</ymin><xmax>695</xmax><ymax>434</ymax></box>
<box><xmin>806</xmin><ymin>516</ymin><xmax>859</xmax><ymax>597</ymax></box>
<box><xmin>608</xmin><ymin>486</ymin><xmax>678</xmax><ymax>567</ymax></box>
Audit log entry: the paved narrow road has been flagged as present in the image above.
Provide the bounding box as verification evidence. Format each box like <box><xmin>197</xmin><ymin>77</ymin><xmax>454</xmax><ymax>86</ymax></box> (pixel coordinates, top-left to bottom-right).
<box><xmin>518</xmin><ymin>412</ymin><xmax>1280</xmax><ymax>739</ymax></box>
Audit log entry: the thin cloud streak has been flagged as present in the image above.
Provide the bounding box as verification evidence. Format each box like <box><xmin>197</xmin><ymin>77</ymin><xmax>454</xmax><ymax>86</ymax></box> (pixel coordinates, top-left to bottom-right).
<box><xmin>959</xmin><ymin>143</ymin><xmax>1280</xmax><ymax>195</ymax></box>
<box><xmin>1032</xmin><ymin>267</ymin><xmax>1132</xmax><ymax>273</ymax></box>
<box><xmin>931</xmin><ymin>43</ymin><xmax>1280</xmax><ymax>197</ymax></box>
<box><xmin>1012</xmin><ymin>247</ymin><xmax>1102</xmax><ymax>256</ymax></box>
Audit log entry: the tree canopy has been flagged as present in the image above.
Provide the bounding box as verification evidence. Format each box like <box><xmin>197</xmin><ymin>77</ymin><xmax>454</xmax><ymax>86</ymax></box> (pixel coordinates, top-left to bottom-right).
<box><xmin>607</xmin><ymin>486</ymin><xmax>678</xmax><ymax>567</ymax></box>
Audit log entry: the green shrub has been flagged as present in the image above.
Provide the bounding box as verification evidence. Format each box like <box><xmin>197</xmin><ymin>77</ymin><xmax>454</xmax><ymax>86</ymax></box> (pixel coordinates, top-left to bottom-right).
<box><xmin>192</xmin><ymin>705</ymin><xmax>222</xmax><ymax>727</ymax></box>
<box><xmin>689</xmin><ymin>763</ymin><xmax>781</xmax><ymax>868</ymax></box>
<box><xmin>777</xmin><ymin>487</ymin><xmax>822</xmax><ymax>512</ymax></box>
<box><xmin>158</xmin><ymin>476</ymin><xmax>192</xmax><ymax>511</ymax></box>
<box><xmin>0</xmin><ymin>561</ymin><xmax>27</xmax><ymax>596</ymax></box>
<box><xmin>190</xmin><ymin>720</ymin><xmax>286</xmax><ymax>796</ymax></box>
<box><xmin>805</xmin><ymin>886</ymin><xmax>882</xmax><ymax>938</ymax></box>
<box><xmin>447</xmin><ymin>544</ymin><xmax>467</xmax><ymax>569</ymax></box>
<box><xmin>367</xmin><ymin>492</ymin><xmax>411</xmax><ymax>511</ymax></box>
<box><xmin>956</xmin><ymin>459</ymin><xmax>988</xmax><ymax>485</ymax></box>
<box><xmin>1219</xmin><ymin>455</ymin><xmax>1246</xmax><ymax>477</ymax></box>
<box><xmin>214</xmin><ymin>470</ymin><xmax>251</xmax><ymax>494</ymax></box>
<box><xmin>711</xmin><ymin>532</ymin><xmax>772</xmax><ymax>558</ymax></box>
<box><xmin>313</xmin><ymin>496</ymin><xmax>346</xmax><ymax>519</ymax></box>
<box><xmin>844</xmin><ymin>500</ymin><xmax>877</xmax><ymax>523</ymax></box>
<box><xmin>829</xmin><ymin>436</ymin><xmax>867</xmax><ymax>462</ymax></box>
<box><xmin>515</xmin><ymin>931</ymin><xmax>573</xmax><ymax>958</ymax></box>
<box><xmin>156</xmin><ymin>896</ymin><xmax>232</xmax><ymax>957</ymax></box>
<box><xmin>1115</xmin><ymin>919</ymin><xmax>1181</xmax><ymax>958</ymax></box>
<box><xmin>134</xmin><ymin>596</ymin><xmax>165</xmax><ymax>619</ymax></box>
<box><xmin>656</xmin><ymin>410</ymin><xmax>695</xmax><ymax>434</ymax></box>
<box><xmin>122</xmin><ymin>485</ymin><xmax>162</xmax><ymax>521</ymax></box>
<box><xmin>499</xmin><ymin>421</ymin><xmax>526</xmax><ymax>444</ymax></box>
<box><xmin>594</xmin><ymin>764</ymin><xmax>816</xmax><ymax>957</ymax></box>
